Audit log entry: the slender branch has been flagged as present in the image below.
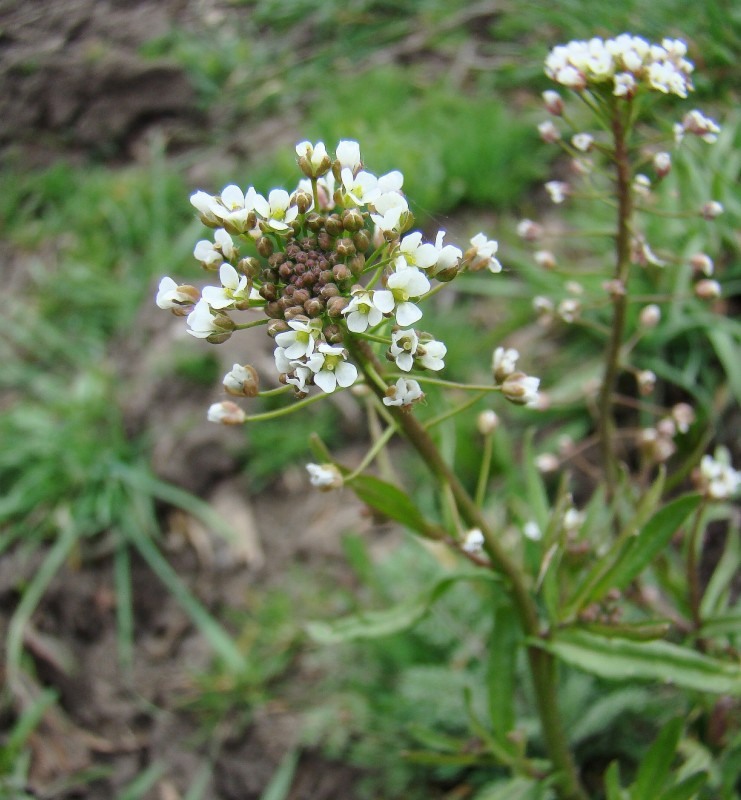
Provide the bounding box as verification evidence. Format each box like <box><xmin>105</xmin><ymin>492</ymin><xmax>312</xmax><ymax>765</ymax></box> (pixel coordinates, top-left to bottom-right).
<box><xmin>346</xmin><ymin>338</ymin><xmax>587</xmax><ymax>800</ymax></box>
<box><xmin>597</xmin><ymin>103</ymin><xmax>634</xmax><ymax>497</ymax></box>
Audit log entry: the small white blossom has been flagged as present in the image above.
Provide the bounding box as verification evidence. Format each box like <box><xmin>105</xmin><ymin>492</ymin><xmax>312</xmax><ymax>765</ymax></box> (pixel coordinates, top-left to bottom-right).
<box><xmin>342</xmin><ymin>288</ymin><xmax>387</xmax><ymax>333</ymax></box>
<box><xmin>538</xmin><ymin>120</ymin><xmax>561</xmax><ymax>143</ymax></box>
<box><xmin>156</xmin><ymin>276</ymin><xmax>198</xmax><ymax>310</ymax></box>
<box><xmin>466</xmin><ymin>233</ymin><xmax>501</xmax><ymax>273</ymax></box>
<box><xmin>545</xmin><ymin>181</ymin><xmax>569</xmax><ymax>204</ymax></box>
<box><xmin>286</xmin><ymin>365</ymin><xmax>313</xmax><ymax>393</ymax></box>
<box><xmin>572</xmin><ymin>133</ymin><xmax>594</xmax><ymax>152</ymax></box>
<box><xmin>431</xmin><ymin>231</ymin><xmax>463</xmax><ymax>277</ymax></box>
<box><xmin>253</xmin><ymin>188</ymin><xmax>299</xmax><ymax>232</ymax></box>
<box><xmin>389</xmin><ymin>329</ymin><xmax>419</xmax><ymax>372</ymax></box>
<box><xmin>690</xmin><ymin>253</ymin><xmax>714</xmax><ymax>276</ymax></box>
<box><xmin>193</xmin><ymin>228</ymin><xmax>237</xmax><ymax>268</ymax></box>
<box><xmin>306</xmin><ymin>463</ymin><xmax>344</xmax><ymax>491</ymax></box>
<box><xmin>207</xmin><ymin>401</ymin><xmax>246</xmax><ymax>425</ymax></box>
<box><xmin>698</xmin><ymin>451</ymin><xmax>740</xmax><ymax>500</ymax></box>
<box><xmin>701</xmin><ymin>201</ymin><xmax>724</xmax><ymax>220</ymax></box>
<box><xmin>374</xmin><ymin>267</ymin><xmax>430</xmax><ymax>327</ymax></box>
<box><xmin>201</xmin><ymin>263</ymin><xmax>250</xmax><ymax>309</ymax></box>
<box><xmin>653</xmin><ymin>151</ymin><xmax>672</xmax><ymax>177</ymax></box>
<box><xmin>462</xmin><ymin>528</ymin><xmax>485</xmax><ymax>554</ymax></box>
<box><xmin>370</xmin><ymin>191</ymin><xmax>409</xmax><ymax>233</ymax></box>
<box><xmin>340</xmin><ymin>168</ymin><xmax>380</xmax><ymax>207</ymax></box>
<box><xmin>383</xmin><ymin>377</ymin><xmax>424</xmax><ymax>408</ymax></box>
<box><xmin>186</xmin><ymin>298</ymin><xmax>220</xmax><ymax>338</ymax></box>
<box><xmin>296</xmin><ymin>140</ymin><xmax>331</xmax><ymax>177</ymax></box>
<box><xmin>335</xmin><ymin>140</ymin><xmax>362</xmax><ymax>173</ymax></box>
<box><xmin>274</xmin><ymin>318</ymin><xmax>321</xmax><ymax>359</ymax></box>
<box><xmin>523</xmin><ymin>521</ymin><xmax>542</xmax><ymax>541</ymax></box>
<box><xmin>516</xmin><ymin>219</ymin><xmax>543</xmax><ymax>241</ymax></box>
<box><xmin>418</xmin><ymin>339</ymin><xmax>446</xmax><ymax>371</ymax></box>
<box><xmin>305</xmin><ymin>344</ymin><xmax>358</xmax><ymax>393</ymax></box>
<box><xmin>395</xmin><ymin>231</ymin><xmax>438</xmax><ymax>271</ymax></box>
<box><xmin>223</xmin><ymin>364</ymin><xmax>259</xmax><ymax>397</ymax></box>
<box><xmin>639</xmin><ymin>304</ymin><xmax>661</xmax><ymax>329</ymax></box>
<box><xmin>681</xmin><ymin>110</ymin><xmax>721</xmax><ymax>143</ymax></box>
<box><xmin>492</xmin><ymin>347</ymin><xmax>519</xmax><ymax>383</ymax></box>
<box><xmin>542</xmin><ymin>90</ymin><xmax>564</xmax><ymax>115</ymax></box>
<box><xmin>501</xmin><ymin>373</ymin><xmax>540</xmax><ymax>407</ymax></box>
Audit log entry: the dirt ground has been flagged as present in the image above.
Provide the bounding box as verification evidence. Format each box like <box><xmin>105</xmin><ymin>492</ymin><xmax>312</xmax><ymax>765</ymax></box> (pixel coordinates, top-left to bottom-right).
<box><xmin>0</xmin><ymin>2</ymin><xmax>392</xmax><ymax>797</ymax></box>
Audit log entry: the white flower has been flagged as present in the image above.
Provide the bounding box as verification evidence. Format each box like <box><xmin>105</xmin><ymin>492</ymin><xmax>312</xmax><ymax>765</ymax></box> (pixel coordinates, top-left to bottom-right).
<box><xmin>285</xmin><ymin>365</ymin><xmax>313</xmax><ymax>393</ymax></box>
<box><xmin>253</xmin><ymin>188</ymin><xmax>299</xmax><ymax>232</ymax></box>
<box><xmin>389</xmin><ymin>329</ymin><xmax>419</xmax><ymax>372</ymax></box>
<box><xmin>340</xmin><ymin>168</ymin><xmax>379</xmax><ymax>207</ymax></box>
<box><xmin>186</xmin><ymin>298</ymin><xmax>220</xmax><ymax>338</ymax></box>
<box><xmin>201</xmin><ymin>263</ymin><xmax>249</xmax><ymax>309</ymax></box>
<box><xmin>557</xmin><ymin>298</ymin><xmax>581</xmax><ymax>323</ymax></box>
<box><xmin>538</xmin><ymin>120</ymin><xmax>561</xmax><ymax>143</ymax></box>
<box><xmin>373</xmin><ymin>267</ymin><xmax>430</xmax><ymax>327</ymax></box>
<box><xmin>383</xmin><ymin>377</ymin><xmax>424</xmax><ymax>408</ymax></box>
<box><xmin>501</xmin><ymin>373</ymin><xmax>540</xmax><ymax>407</ymax></box>
<box><xmin>418</xmin><ymin>339</ymin><xmax>446</xmax><ymax>371</ymax></box>
<box><xmin>156</xmin><ymin>276</ymin><xmax>198</xmax><ymax>310</ymax></box>
<box><xmin>462</xmin><ymin>528</ymin><xmax>485</xmax><ymax>554</ymax></box>
<box><xmin>523</xmin><ymin>521</ymin><xmax>542</xmax><ymax>541</ymax></box>
<box><xmin>370</xmin><ymin>191</ymin><xmax>409</xmax><ymax>233</ymax></box>
<box><xmin>395</xmin><ymin>232</ymin><xmax>438</xmax><ymax>271</ymax></box>
<box><xmin>335</xmin><ymin>140</ymin><xmax>362</xmax><ymax>172</ymax></box>
<box><xmin>542</xmin><ymin>89</ymin><xmax>564</xmax><ymax>115</ymax></box>
<box><xmin>431</xmin><ymin>231</ymin><xmax>463</xmax><ymax>276</ymax></box>
<box><xmin>223</xmin><ymin>364</ymin><xmax>259</xmax><ymax>397</ymax></box>
<box><xmin>633</xmin><ymin>174</ymin><xmax>651</xmax><ymax>196</ymax></box>
<box><xmin>477</xmin><ymin>410</ymin><xmax>499</xmax><ymax>435</ymax></box>
<box><xmin>296</xmin><ymin>140</ymin><xmax>331</xmax><ymax>177</ymax></box>
<box><xmin>306</xmin><ymin>463</ymin><xmax>344</xmax><ymax>491</ymax></box>
<box><xmin>378</xmin><ymin>170</ymin><xmax>404</xmax><ymax>194</ymax></box>
<box><xmin>516</xmin><ymin>219</ymin><xmax>544</xmax><ymax>241</ymax></box>
<box><xmin>572</xmin><ymin>133</ymin><xmax>594</xmax><ymax>152</ymax></box>
<box><xmin>342</xmin><ymin>288</ymin><xmax>386</xmax><ymax>333</ymax></box>
<box><xmin>563</xmin><ymin>508</ymin><xmax>584</xmax><ymax>535</ymax></box>
<box><xmin>700</xmin><ymin>201</ymin><xmax>724</xmax><ymax>219</ymax></box>
<box><xmin>492</xmin><ymin>346</ymin><xmax>519</xmax><ymax>383</ymax></box>
<box><xmin>207</xmin><ymin>401</ymin><xmax>246</xmax><ymax>425</ymax></box>
<box><xmin>274</xmin><ymin>319</ymin><xmax>321</xmax><ymax>359</ymax></box>
<box><xmin>699</xmin><ymin>451</ymin><xmax>740</xmax><ymax>500</ymax></box>
<box><xmin>613</xmin><ymin>72</ymin><xmax>637</xmax><ymax>97</ymax></box>
<box><xmin>305</xmin><ymin>344</ymin><xmax>358</xmax><ymax>393</ymax></box>
<box><xmin>200</xmin><ymin>184</ymin><xmax>258</xmax><ymax>231</ymax></box>
<box><xmin>545</xmin><ymin>181</ymin><xmax>569</xmax><ymax>204</ymax></box>
<box><xmin>466</xmin><ymin>233</ymin><xmax>501</xmax><ymax>273</ymax></box>
<box><xmin>681</xmin><ymin>110</ymin><xmax>721</xmax><ymax>143</ymax></box>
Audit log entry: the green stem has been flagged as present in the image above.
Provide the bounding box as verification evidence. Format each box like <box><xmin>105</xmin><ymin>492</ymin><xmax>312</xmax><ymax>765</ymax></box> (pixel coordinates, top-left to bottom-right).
<box><xmin>597</xmin><ymin>104</ymin><xmax>633</xmax><ymax>497</ymax></box>
<box><xmin>347</xmin><ymin>339</ymin><xmax>587</xmax><ymax>800</ymax></box>
<box><xmin>686</xmin><ymin>498</ymin><xmax>709</xmax><ymax>635</ymax></box>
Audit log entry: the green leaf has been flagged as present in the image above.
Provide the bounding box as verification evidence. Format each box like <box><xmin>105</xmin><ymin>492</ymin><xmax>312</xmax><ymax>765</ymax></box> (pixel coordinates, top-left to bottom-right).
<box><xmin>535</xmin><ymin>630</ymin><xmax>741</xmax><ymax>695</ymax></box>
<box><xmin>700</xmin><ymin>523</ymin><xmax>741</xmax><ymax>617</ymax></box>
<box><xmin>632</xmin><ymin>717</ymin><xmax>683</xmax><ymax>800</ymax></box>
<box><xmin>700</xmin><ymin>612</ymin><xmax>741</xmax><ymax>638</ymax></box>
<box><xmin>487</xmin><ymin>601</ymin><xmax>519</xmax><ymax>743</ymax></box>
<box><xmin>306</xmin><ymin>571</ymin><xmax>498</xmax><ymax>644</ymax></box>
<box><xmin>347</xmin><ymin>473</ymin><xmax>445</xmax><ymax>539</ymax></box>
<box><xmin>523</xmin><ymin>429</ymin><xmax>550</xmax><ymax>530</ymax></box>
<box><xmin>604</xmin><ymin>761</ymin><xmax>626</xmax><ymax>800</ymax></box>
<box><xmin>260</xmin><ymin>748</ymin><xmax>299</xmax><ymax>800</ymax></box>
<box><xmin>473</xmin><ymin>776</ymin><xmax>552</xmax><ymax>800</ymax></box>
<box><xmin>564</xmin><ymin>492</ymin><xmax>700</xmax><ymax>619</ymax></box>
<box><xmin>657</xmin><ymin>771</ymin><xmax>708</xmax><ymax>800</ymax></box>
<box><xmin>707</xmin><ymin>329</ymin><xmax>741</xmax><ymax>405</ymax></box>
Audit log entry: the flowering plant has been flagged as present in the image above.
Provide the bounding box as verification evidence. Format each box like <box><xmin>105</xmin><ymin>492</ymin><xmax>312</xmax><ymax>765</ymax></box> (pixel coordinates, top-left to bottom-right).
<box><xmin>157</xmin><ymin>33</ymin><xmax>740</xmax><ymax>800</ymax></box>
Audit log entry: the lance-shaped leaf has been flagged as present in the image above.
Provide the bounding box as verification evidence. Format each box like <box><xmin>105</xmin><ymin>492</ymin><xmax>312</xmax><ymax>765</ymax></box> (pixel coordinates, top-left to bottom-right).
<box><xmin>347</xmin><ymin>473</ymin><xmax>446</xmax><ymax>540</ymax></box>
<box><xmin>632</xmin><ymin>717</ymin><xmax>683</xmax><ymax>800</ymax></box>
<box><xmin>306</xmin><ymin>571</ymin><xmax>499</xmax><ymax>644</ymax></box>
<box><xmin>563</xmin><ymin>492</ymin><xmax>700</xmax><ymax>619</ymax></box>
<box><xmin>534</xmin><ymin>630</ymin><xmax>741</xmax><ymax>695</ymax></box>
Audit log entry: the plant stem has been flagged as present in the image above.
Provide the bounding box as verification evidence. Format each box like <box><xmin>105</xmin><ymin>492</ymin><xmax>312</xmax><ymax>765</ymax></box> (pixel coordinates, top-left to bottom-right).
<box><xmin>347</xmin><ymin>338</ymin><xmax>587</xmax><ymax>800</ymax></box>
<box><xmin>597</xmin><ymin>104</ymin><xmax>633</xmax><ymax>497</ymax></box>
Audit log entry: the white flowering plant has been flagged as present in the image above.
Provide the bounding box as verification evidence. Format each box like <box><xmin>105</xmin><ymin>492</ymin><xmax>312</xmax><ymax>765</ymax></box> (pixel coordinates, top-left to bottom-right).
<box><xmin>158</xmin><ymin>35</ymin><xmax>741</xmax><ymax>800</ymax></box>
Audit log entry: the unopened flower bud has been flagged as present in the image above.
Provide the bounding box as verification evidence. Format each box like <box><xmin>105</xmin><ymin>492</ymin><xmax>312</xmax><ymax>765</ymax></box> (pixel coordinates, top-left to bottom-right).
<box><xmin>332</xmin><ymin>264</ymin><xmax>352</xmax><ymax>282</ymax></box>
<box><xmin>535</xmin><ymin>453</ymin><xmax>560</xmax><ymax>473</ymax></box>
<box><xmin>259</xmin><ymin>283</ymin><xmax>278</xmax><ymax>302</ymax></box>
<box><xmin>306</xmin><ymin>212</ymin><xmax>325</xmax><ymax>231</ymax></box>
<box><xmin>223</xmin><ymin>364</ymin><xmax>260</xmax><ymax>397</ymax></box>
<box><xmin>603</xmin><ymin>279</ymin><xmax>626</xmax><ymax>298</ymax></box>
<box><xmin>517</xmin><ymin>219</ymin><xmax>543</xmax><ymax>241</ymax></box>
<box><xmin>543</xmin><ymin>90</ymin><xmax>564</xmax><ymax>115</ymax></box>
<box><xmin>492</xmin><ymin>346</ymin><xmax>519</xmax><ymax>383</ymax></box>
<box><xmin>304</xmin><ymin>297</ymin><xmax>325</xmax><ymax>317</ymax></box>
<box><xmin>267</xmin><ymin>320</ymin><xmax>289</xmax><ymax>337</ymax></box>
<box><xmin>306</xmin><ymin>462</ymin><xmax>344</xmax><ymax>491</ymax></box>
<box><xmin>477</xmin><ymin>410</ymin><xmax>500</xmax><ymax>435</ymax></box>
<box><xmin>292</xmin><ymin>190</ymin><xmax>313</xmax><ymax>214</ymax></box>
<box><xmin>342</xmin><ymin>208</ymin><xmax>365</xmax><ymax>232</ymax></box>
<box><xmin>325</xmin><ymin>214</ymin><xmax>344</xmax><ymax>237</ymax></box>
<box><xmin>238</xmin><ymin>257</ymin><xmax>261</xmax><ymax>278</ymax></box>
<box><xmin>538</xmin><ymin>120</ymin><xmax>561</xmax><ymax>143</ymax></box>
<box><xmin>690</xmin><ymin>253</ymin><xmax>714</xmax><ymax>276</ymax></box>
<box><xmin>557</xmin><ymin>298</ymin><xmax>580</xmax><ymax>323</ymax></box>
<box><xmin>572</xmin><ymin>133</ymin><xmax>594</xmax><ymax>152</ymax></box>
<box><xmin>695</xmin><ymin>279</ymin><xmax>721</xmax><ymax>299</ymax></box>
<box><xmin>671</xmin><ymin>403</ymin><xmax>695</xmax><ymax>433</ymax></box>
<box><xmin>323</xmin><ymin>324</ymin><xmax>344</xmax><ymax>344</ymax></box>
<box><xmin>256</xmin><ymin>236</ymin><xmax>274</xmax><ymax>257</ymax></box>
<box><xmin>434</xmin><ymin>264</ymin><xmax>459</xmax><ymax>282</ymax></box>
<box><xmin>207</xmin><ymin>401</ymin><xmax>246</xmax><ymax>425</ymax></box>
<box><xmin>545</xmin><ymin>181</ymin><xmax>569</xmax><ymax>204</ymax></box>
<box><xmin>462</xmin><ymin>528</ymin><xmax>485</xmax><ymax>554</ymax></box>
<box><xmin>327</xmin><ymin>296</ymin><xmax>349</xmax><ymax>317</ymax></box>
<box><xmin>657</xmin><ymin>417</ymin><xmax>676</xmax><ymax>438</ymax></box>
<box><xmin>501</xmin><ymin>372</ymin><xmax>540</xmax><ymax>406</ymax></box>
<box><xmin>653</xmin><ymin>151</ymin><xmax>672</xmax><ymax>177</ymax></box>
<box><xmin>296</xmin><ymin>140</ymin><xmax>332</xmax><ymax>178</ymax></box>
<box><xmin>637</xmin><ymin>369</ymin><xmax>656</xmax><ymax>395</ymax></box>
<box><xmin>352</xmin><ymin>230</ymin><xmax>371</xmax><ymax>252</ymax></box>
<box><xmin>701</xmin><ymin>201</ymin><xmax>724</xmax><ymax>220</ymax></box>
<box><xmin>535</xmin><ymin>250</ymin><xmax>557</xmax><ymax>270</ymax></box>
<box><xmin>336</xmin><ymin>237</ymin><xmax>356</xmax><ymax>257</ymax></box>
<box><xmin>639</xmin><ymin>304</ymin><xmax>661</xmax><ymax>329</ymax></box>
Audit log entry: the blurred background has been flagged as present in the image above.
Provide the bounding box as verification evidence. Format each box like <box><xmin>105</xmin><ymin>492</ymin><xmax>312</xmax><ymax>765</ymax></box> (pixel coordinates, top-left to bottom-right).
<box><xmin>1</xmin><ymin>1</ymin><xmax>740</xmax><ymax>798</ymax></box>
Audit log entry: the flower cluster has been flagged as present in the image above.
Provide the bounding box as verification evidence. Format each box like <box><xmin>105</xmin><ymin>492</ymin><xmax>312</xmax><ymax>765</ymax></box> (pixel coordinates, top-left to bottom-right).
<box><xmin>544</xmin><ymin>34</ymin><xmax>694</xmax><ymax>98</ymax></box>
<box><xmin>156</xmin><ymin>140</ymin><xmax>502</xmax><ymax>422</ymax></box>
